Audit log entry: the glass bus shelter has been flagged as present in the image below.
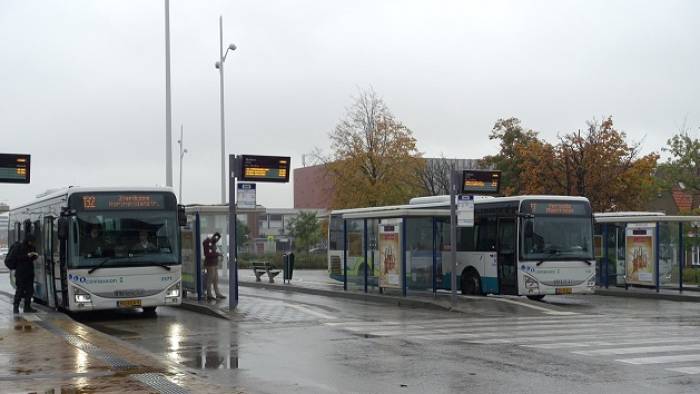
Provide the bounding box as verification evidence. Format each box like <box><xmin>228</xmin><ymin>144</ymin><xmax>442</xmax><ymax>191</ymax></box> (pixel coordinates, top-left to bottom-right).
<box><xmin>594</xmin><ymin>212</ymin><xmax>700</xmax><ymax>292</ymax></box>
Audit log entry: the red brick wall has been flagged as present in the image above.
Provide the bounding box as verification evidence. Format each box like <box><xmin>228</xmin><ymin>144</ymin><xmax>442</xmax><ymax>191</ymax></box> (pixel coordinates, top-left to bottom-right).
<box><xmin>294</xmin><ymin>165</ymin><xmax>335</xmax><ymax>209</ymax></box>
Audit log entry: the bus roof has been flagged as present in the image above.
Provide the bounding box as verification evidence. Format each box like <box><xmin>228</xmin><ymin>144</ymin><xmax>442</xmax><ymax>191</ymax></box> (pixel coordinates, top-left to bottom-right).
<box><xmin>11</xmin><ymin>186</ymin><xmax>175</xmax><ymax>211</ymax></box>
<box><xmin>332</xmin><ymin>195</ymin><xmax>591</xmax><ymax>219</ymax></box>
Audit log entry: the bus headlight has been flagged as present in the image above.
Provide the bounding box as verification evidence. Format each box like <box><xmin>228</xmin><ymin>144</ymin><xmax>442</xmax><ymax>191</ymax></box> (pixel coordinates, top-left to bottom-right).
<box><xmin>73</xmin><ymin>287</ymin><xmax>92</xmax><ymax>303</ymax></box>
<box><xmin>166</xmin><ymin>282</ymin><xmax>180</xmax><ymax>298</ymax></box>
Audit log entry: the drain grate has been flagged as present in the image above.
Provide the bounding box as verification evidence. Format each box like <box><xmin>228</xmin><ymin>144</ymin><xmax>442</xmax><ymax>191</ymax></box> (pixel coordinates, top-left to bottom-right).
<box><xmin>131</xmin><ymin>373</ymin><xmax>190</xmax><ymax>394</ymax></box>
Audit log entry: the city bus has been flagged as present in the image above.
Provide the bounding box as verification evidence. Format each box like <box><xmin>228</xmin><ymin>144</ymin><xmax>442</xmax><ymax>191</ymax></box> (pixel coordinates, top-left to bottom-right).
<box><xmin>328</xmin><ymin>195</ymin><xmax>596</xmax><ymax>299</ymax></box>
<box><xmin>8</xmin><ymin>187</ymin><xmax>184</xmax><ymax>312</ymax></box>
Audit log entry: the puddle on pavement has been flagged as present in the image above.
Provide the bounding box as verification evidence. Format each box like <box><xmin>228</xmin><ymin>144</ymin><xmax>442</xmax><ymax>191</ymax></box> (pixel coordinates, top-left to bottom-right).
<box><xmin>179</xmin><ymin>349</ymin><xmax>239</xmax><ymax>370</ymax></box>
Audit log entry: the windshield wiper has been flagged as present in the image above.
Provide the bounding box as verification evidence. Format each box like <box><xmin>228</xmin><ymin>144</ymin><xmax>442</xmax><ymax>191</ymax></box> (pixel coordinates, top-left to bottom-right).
<box><xmin>150</xmin><ymin>263</ymin><xmax>171</xmax><ymax>271</ymax></box>
<box><xmin>88</xmin><ymin>257</ymin><xmax>117</xmax><ymax>274</ymax></box>
<box><xmin>537</xmin><ymin>249</ymin><xmax>561</xmax><ymax>266</ymax></box>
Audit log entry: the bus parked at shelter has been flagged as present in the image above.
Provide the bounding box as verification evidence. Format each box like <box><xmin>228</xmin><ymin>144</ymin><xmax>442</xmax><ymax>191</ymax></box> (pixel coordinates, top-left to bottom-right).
<box><xmin>8</xmin><ymin>187</ymin><xmax>184</xmax><ymax>313</ymax></box>
<box><xmin>328</xmin><ymin>195</ymin><xmax>596</xmax><ymax>299</ymax></box>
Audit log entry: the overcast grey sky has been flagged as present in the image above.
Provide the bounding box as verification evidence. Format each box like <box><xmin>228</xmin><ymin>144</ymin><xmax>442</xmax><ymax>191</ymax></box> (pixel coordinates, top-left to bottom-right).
<box><xmin>1</xmin><ymin>0</ymin><xmax>699</xmax><ymax>208</ymax></box>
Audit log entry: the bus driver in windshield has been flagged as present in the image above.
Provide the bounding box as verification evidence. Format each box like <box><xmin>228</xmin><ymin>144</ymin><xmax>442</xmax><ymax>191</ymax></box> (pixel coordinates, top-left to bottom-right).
<box><xmin>132</xmin><ymin>230</ymin><xmax>157</xmax><ymax>254</ymax></box>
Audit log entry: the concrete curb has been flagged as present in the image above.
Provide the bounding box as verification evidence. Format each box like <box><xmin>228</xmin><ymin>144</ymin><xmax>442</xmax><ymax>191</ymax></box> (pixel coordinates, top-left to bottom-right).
<box><xmin>178</xmin><ymin>300</ymin><xmax>231</xmax><ymax>320</ymax></box>
<box><xmin>238</xmin><ymin>280</ymin><xmax>458</xmax><ymax>312</ymax></box>
<box><xmin>594</xmin><ymin>288</ymin><xmax>700</xmax><ymax>302</ymax></box>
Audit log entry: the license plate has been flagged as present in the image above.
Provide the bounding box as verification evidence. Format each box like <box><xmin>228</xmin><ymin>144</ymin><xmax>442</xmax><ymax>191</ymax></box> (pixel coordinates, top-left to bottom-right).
<box><xmin>117</xmin><ymin>299</ymin><xmax>142</xmax><ymax>308</ymax></box>
<box><xmin>555</xmin><ymin>287</ymin><xmax>573</xmax><ymax>295</ymax></box>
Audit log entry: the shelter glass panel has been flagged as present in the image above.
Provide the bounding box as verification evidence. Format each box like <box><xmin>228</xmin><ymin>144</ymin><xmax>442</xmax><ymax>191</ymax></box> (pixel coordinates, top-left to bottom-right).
<box><xmin>683</xmin><ymin>223</ymin><xmax>700</xmax><ymax>287</ymax></box>
<box><xmin>345</xmin><ymin>219</ymin><xmax>366</xmax><ymax>291</ymax></box>
<box><xmin>659</xmin><ymin>222</ymin><xmax>680</xmax><ymax>289</ymax></box>
<box><xmin>367</xmin><ymin>219</ymin><xmax>380</xmax><ymax>293</ymax></box>
<box><xmin>406</xmin><ymin>218</ymin><xmax>434</xmax><ymax>293</ymax></box>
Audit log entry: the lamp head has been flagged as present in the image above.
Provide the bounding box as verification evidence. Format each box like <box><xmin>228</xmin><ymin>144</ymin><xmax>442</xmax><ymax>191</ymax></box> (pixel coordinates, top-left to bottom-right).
<box><xmin>215</xmin><ymin>61</ymin><xmax>221</xmax><ymax>69</ymax></box>
<box><xmin>228</xmin><ymin>43</ymin><xmax>237</xmax><ymax>51</ymax></box>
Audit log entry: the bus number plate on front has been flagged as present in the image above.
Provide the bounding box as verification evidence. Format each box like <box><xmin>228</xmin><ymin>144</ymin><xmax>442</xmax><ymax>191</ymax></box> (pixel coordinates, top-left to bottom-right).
<box><xmin>118</xmin><ymin>299</ymin><xmax>142</xmax><ymax>308</ymax></box>
<box><xmin>555</xmin><ymin>287</ymin><xmax>572</xmax><ymax>295</ymax></box>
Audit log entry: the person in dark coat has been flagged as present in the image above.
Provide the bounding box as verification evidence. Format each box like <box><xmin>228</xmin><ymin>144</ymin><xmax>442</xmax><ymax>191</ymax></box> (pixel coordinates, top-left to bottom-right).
<box><xmin>14</xmin><ymin>234</ymin><xmax>38</xmax><ymax>313</ymax></box>
<box><xmin>202</xmin><ymin>232</ymin><xmax>225</xmax><ymax>300</ymax></box>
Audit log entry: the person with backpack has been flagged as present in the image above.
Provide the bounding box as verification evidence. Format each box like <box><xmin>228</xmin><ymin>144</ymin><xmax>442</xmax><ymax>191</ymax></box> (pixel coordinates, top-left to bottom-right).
<box><xmin>9</xmin><ymin>234</ymin><xmax>39</xmax><ymax>313</ymax></box>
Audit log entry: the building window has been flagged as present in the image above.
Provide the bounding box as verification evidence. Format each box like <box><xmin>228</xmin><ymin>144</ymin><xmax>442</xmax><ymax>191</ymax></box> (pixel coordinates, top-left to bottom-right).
<box><xmin>692</xmin><ymin>246</ymin><xmax>700</xmax><ymax>266</ymax></box>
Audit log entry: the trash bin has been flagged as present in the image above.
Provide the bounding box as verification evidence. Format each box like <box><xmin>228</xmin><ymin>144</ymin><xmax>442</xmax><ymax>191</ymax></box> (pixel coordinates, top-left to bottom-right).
<box><xmin>283</xmin><ymin>252</ymin><xmax>295</xmax><ymax>283</ymax></box>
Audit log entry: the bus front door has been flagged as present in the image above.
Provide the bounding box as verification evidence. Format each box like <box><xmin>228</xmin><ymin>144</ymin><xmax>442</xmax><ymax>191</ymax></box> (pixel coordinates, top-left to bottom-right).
<box><xmin>497</xmin><ymin>218</ymin><xmax>517</xmax><ymax>295</ymax></box>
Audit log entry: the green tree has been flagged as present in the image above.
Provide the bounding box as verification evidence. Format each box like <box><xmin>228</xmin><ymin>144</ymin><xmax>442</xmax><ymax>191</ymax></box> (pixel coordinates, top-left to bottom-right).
<box><xmin>288</xmin><ymin>211</ymin><xmax>322</xmax><ymax>252</ymax></box>
<box><xmin>661</xmin><ymin>128</ymin><xmax>700</xmax><ymax>193</ymax></box>
<box><xmin>324</xmin><ymin>88</ymin><xmax>424</xmax><ymax>208</ymax></box>
<box><xmin>480</xmin><ymin>118</ymin><xmax>540</xmax><ymax>195</ymax></box>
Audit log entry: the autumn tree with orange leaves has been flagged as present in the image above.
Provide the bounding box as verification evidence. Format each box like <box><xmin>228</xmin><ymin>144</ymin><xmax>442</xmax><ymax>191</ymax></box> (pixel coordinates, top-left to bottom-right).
<box><xmin>484</xmin><ymin>117</ymin><xmax>658</xmax><ymax>212</ymax></box>
<box><xmin>322</xmin><ymin>89</ymin><xmax>424</xmax><ymax>208</ymax></box>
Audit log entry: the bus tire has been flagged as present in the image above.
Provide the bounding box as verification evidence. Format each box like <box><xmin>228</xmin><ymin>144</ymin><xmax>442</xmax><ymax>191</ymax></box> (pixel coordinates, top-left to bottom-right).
<box><xmin>527</xmin><ymin>295</ymin><xmax>545</xmax><ymax>301</ymax></box>
<box><xmin>461</xmin><ymin>269</ymin><xmax>482</xmax><ymax>296</ymax></box>
<box><xmin>143</xmin><ymin>306</ymin><xmax>157</xmax><ymax>315</ymax></box>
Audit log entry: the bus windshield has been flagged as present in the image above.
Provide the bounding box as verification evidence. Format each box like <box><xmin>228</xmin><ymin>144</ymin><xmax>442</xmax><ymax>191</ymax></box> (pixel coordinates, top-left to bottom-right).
<box><xmin>521</xmin><ymin>216</ymin><xmax>593</xmax><ymax>261</ymax></box>
<box><xmin>73</xmin><ymin>211</ymin><xmax>179</xmax><ymax>269</ymax></box>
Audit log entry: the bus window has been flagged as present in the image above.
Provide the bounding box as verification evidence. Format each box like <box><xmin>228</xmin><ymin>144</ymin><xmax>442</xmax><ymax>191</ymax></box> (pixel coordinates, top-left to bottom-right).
<box><xmin>457</xmin><ymin>227</ymin><xmax>476</xmax><ymax>252</ymax></box>
<box><xmin>477</xmin><ymin>218</ymin><xmax>497</xmax><ymax>251</ymax></box>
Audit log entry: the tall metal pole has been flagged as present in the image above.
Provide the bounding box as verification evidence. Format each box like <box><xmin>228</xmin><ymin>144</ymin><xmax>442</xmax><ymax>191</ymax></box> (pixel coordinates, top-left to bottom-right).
<box><xmin>218</xmin><ymin>16</ymin><xmax>226</xmax><ymax>204</ymax></box>
<box><xmin>164</xmin><ymin>0</ymin><xmax>173</xmax><ymax>187</ymax></box>
<box><xmin>228</xmin><ymin>155</ymin><xmax>238</xmax><ymax>309</ymax></box>
<box><xmin>178</xmin><ymin>125</ymin><xmax>184</xmax><ymax>202</ymax></box>
<box><xmin>449</xmin><ymin>170</ymin><xmax>457</xmax><ymax>304</ymax></box>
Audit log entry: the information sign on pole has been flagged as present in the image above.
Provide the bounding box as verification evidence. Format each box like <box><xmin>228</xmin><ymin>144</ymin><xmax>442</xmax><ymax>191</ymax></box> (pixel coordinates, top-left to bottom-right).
<box><xmin>462</xmin><ymin>170</ymin><xmax>501</xmax><ymax>194</ymax></box>
<box><xmin>239</xmin><ymin>155</ymin><xmax>290</xmax><ymax>183</ymax></box>
<box><xmin>457</xmin><ymin>195</ymin><xmax>474</xmax><ymax>227</ymax></box>
<box><xmin>237</xmin><ymin>183</ymin><xmax>256</xmax><ymax>209</ymax></box>
<box><xmin>0</xmin><ymin>153</ymin><xmax>30</xmax><ymax>184</ymax></box>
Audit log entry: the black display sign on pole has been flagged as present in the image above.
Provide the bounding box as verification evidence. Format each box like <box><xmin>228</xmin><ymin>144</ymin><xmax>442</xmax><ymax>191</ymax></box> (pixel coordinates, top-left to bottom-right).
<box><xmin>462</xmin><ymin>170</ymin><xmax>501</xmax><ymax>194</ymax></box>
<box><xmin>228</xmin><ymin>154</ymin><xmax>291</xmax><ymax>311</ymax></box>
<box><xmin>0</xmin><ymin>153</ymin><xmax>31</xmax><ymax>184</ymax></box>
<box><xmin>239</xmin><ymin>155</ymin><xmax>290</xmax><ymax>183</ymax></box>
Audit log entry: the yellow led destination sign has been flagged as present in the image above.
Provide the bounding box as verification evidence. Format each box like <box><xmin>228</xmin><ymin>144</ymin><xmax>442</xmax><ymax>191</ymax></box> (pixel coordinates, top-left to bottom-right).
<box><xmin>0</xmin><ymin>153</ymin><xmax>31</xmax><ymax>184</ymax></box>
<box><xmin>239</xmin><ymin>155</ymin><xmax>291</xmax><ymax>183</ymax></box>
<box><xmin>462</xmin><ymin>170</ymin><xmax>501</xmax><ymax>194</ymax></box>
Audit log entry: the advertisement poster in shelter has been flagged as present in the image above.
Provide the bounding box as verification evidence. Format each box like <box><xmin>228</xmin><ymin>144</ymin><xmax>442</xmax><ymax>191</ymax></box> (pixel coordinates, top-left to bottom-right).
<box><xmin>379</xmin><ymin>223</ymin><xmax>401</xmax><ymax>288</ymax></box>
<box><xmin>625</xmin><ymin>225</ymin><xmax>655</xmax><ymax>285</ymax></box>
<box><xmin>181</xmin><ymin>229</ymin><xmax>196</xmax><ymax>292</ymax></box>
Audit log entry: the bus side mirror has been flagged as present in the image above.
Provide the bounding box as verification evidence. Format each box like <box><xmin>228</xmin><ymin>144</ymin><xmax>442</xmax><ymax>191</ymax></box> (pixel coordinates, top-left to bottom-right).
<box><xmin>524</xmin><ymin>221</ymin><xmax>534</xmax><ymax>237</ymax></box>
<box><xmin>57</xmin><ymin>218</ymin><xmax>69</xmax><ymax>240</ymax></box>
<box><xmin>178</xmin><ymin>205</ymin><xmax>187</xmax><ymax>227</ymax></box>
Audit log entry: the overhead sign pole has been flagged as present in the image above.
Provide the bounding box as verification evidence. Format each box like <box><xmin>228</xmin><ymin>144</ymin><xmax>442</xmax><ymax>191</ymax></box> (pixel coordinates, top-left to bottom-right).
<box><xmin>449</xmin><ymin>170</ymin><xmax>458</xmax><ymax>305</ymax></box>
<box><xmin>228</xmin><ymin>155</ymin><xmax>239</xmax><ymax>309</ymax></box>
<box><xmin>228</xmin><ymin>154</ymin><xmax>290</xmax><ymax>311</ymax></box>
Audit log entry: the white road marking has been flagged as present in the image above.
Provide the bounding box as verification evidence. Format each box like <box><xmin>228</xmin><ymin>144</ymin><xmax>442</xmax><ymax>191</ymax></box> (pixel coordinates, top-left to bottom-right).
<box><xmin>524</xmin><ymin>337</ymin><xmax>700</xmax><ymax>350</ymax></box>
<box><xmin>485</xmin><ymin>296</ymin><xmax>578</xmax><ymax>315</ymax></box>
<box><xmin>286</xmin><ymin>304</ymin><xmax>337</xmax><ymax>320</ymax></box>
<box><xmin>574</xmin><ymin>343</ymin><xmax>700</xmax><ymax>356</ymax></box>
<box><xmin>617</xmin><ymin>354</ymin><xmax>700</xmax><ymax>365</ymax></box>
<box><xmin>666</xmin><ymin>366</ymin><xmax>700</xmax><ymax>375</ymax></box>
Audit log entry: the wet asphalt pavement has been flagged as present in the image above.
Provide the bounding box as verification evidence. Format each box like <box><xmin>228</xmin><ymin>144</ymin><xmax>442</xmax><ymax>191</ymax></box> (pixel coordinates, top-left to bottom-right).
<box><xmin>68</xmin><ymin>272</ymin><xmax>700</xmax><ymax>394</ymax></box>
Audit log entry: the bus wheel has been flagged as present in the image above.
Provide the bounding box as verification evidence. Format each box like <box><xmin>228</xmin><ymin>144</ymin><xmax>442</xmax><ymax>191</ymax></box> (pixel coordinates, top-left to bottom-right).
<box><xmin>461</xmin><ymin>270</ymin><xmax>482</xmax><ymax>295</ymax></box>
<box><xmin>527</xmin><ymin>295</ymin><xmax>545</xmax><ymax>301</ymax></box>
<box><xmin>143</xmin><ymin>306</ymin><xmax>157</xmax><ymax>315</ymax></box>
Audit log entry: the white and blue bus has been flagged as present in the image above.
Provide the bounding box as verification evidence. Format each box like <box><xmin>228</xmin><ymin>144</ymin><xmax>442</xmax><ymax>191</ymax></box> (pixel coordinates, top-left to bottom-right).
<box><xmin>8</xmin><ymin>187</ymin><xmax>184</xmax><ymax>312</ymax></box>
<box><xmin>328</xmin><ymin>195</ymin><xmax>596</xmax><ymax>299</ymax></box>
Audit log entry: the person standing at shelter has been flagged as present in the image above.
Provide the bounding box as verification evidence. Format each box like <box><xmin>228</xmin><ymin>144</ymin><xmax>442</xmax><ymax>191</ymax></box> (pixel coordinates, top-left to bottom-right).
<box><xmin>203</xmin><ymin>232</ymin><xmax>226</xmax><ymax>300</ymax></box>
<box><xmin>13</xmin><ymin>234</ymin><xmax>38</xmax><ymax>313</ymax></box>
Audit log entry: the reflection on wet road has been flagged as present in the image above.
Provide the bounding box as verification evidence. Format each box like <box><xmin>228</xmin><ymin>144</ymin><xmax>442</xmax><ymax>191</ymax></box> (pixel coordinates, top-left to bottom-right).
<box><xmin>77</xmin><ymin>287</ymin><xmax>700</xmax><ymax>394</ymax></box>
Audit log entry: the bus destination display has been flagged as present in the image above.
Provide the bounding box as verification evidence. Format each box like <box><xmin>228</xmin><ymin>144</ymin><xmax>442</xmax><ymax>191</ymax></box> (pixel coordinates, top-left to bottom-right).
<box><xmin>239</xmin><ymin>155</ymin><xmax>290</xmax><ymax>183</ymax></box>
<box><xmin>523</xmin><ymin>201</ymin><xmax>591</xmax><ymax>216</ymax></box>
<box><xmin>462</xmin><ymin>170</ymin><xmax>500</xmax><ymax>194</ymax></box>
<box><xmin>78</xmin><ymin>194</ymin><xmax>165</xmax><ymax>210</ymax></box>
<box><xmin>0</xmin><ymin>153</ymin><xmax>30</xmax><ymax>184</ymax></box>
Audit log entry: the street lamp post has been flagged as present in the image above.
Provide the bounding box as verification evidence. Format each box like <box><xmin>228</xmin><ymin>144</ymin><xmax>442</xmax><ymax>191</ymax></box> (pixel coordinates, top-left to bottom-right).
<box><xmin>215</xmin><ymin>15</ymin><xmax>237</xmax><ymax>204</ymax></box>
<box><xmin>177</xmin><ymin>124</ymin><xmax>188</xmax><ymax>203</ymax></box>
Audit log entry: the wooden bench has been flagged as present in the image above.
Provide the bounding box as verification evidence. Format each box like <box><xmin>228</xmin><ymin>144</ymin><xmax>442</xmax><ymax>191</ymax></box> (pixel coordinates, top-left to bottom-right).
<box><xmin>252</xmin><ymin>262</ymin><xmax>281</xmax><ymax>283</ymax></box>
